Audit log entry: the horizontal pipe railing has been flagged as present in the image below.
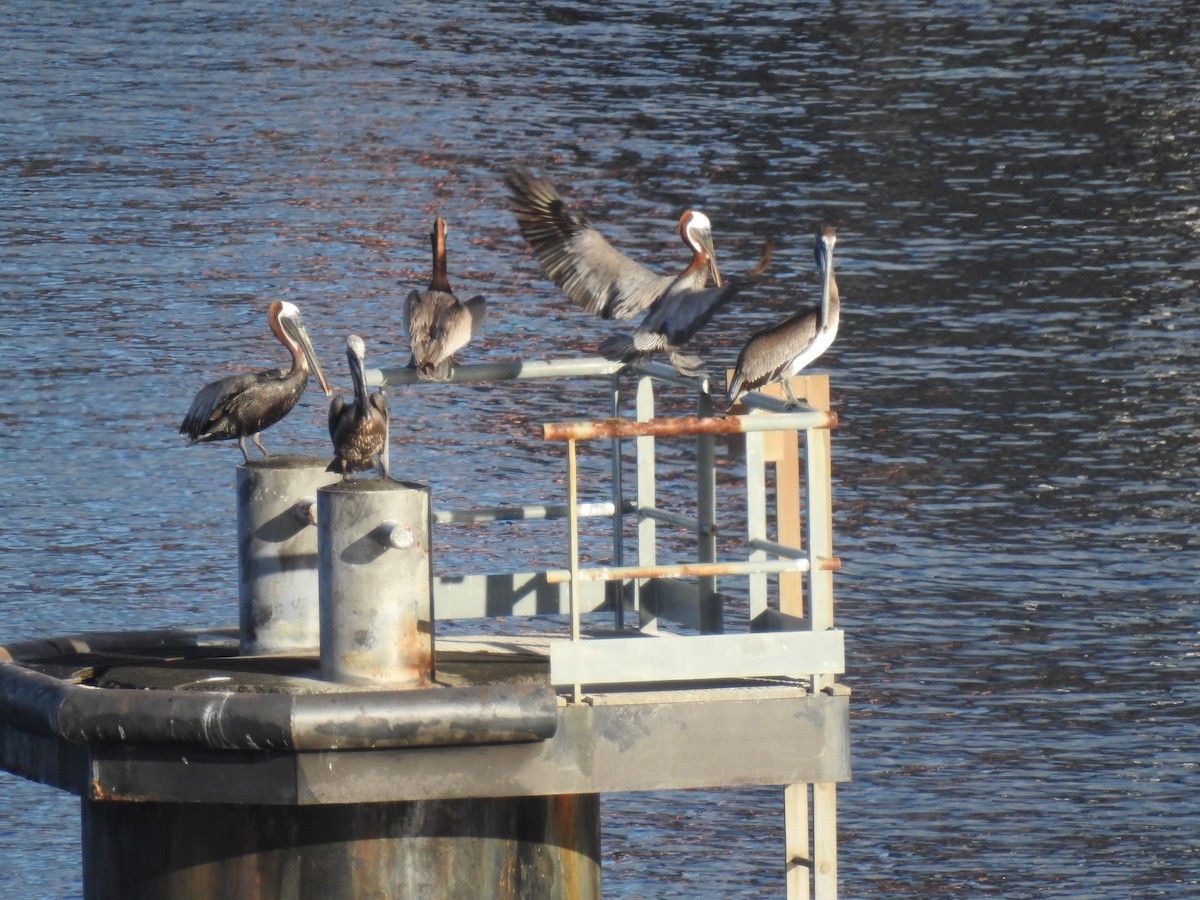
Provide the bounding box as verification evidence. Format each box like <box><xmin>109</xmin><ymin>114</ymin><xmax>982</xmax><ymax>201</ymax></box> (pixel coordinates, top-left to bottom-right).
<box><xmin>638</xmin><ymin>506</ymin><xmax>705</xmax><ymax>533</ymax></box>
<box><xmin>545</xmin><ymin>558</ymin><xmax>809</xmax><ymax>585</ymax></box>
<box><xmin>433</xmin><ymin>501</ymin><xmax>632</xmax><ymax>525</ymax></box>
<box><xmin>0</xmin><ymin>656</ymin><xmax>558</xmax><ymax>751</ymax></box>
<box><xmin>372</xmin><ymin>356</ymin><xmax>624</xmax><ymax>388</ymax></box>
<box><xmin>543</xmin><ymin>410</ymin><xmax>837</xmax><ymax>443</ymax></box>
<box><xmin>372</xmin><ymin>356</ymin><xmax>728</xmax><ymax>391</ymax></box>
<box><xmin>748</xmin><ymin>537</ymin><xmax>807</xmax><ymax>560</ymax></box>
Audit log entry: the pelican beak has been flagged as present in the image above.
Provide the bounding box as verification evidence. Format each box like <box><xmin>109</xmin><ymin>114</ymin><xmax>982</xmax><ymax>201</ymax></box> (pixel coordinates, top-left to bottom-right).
<box><xmin>818</xmin><ymin>233</ymin><xmax>836</xmax><ymax>310</ymax></box>
<box><xmin>298</xmin><ymin>326</ymin><xmax>332</xmax><ymax>396</ymax></box>
<box><xmin>701</xmin><ymin>234</ymin><xmax>722</xmax><ymax>288</ymax></box>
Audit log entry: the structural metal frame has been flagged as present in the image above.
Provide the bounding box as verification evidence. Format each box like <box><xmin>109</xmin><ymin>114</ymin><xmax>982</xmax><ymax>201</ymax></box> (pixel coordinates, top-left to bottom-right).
<box><xmin>374</xmin><ymin>356</ymin><xmax>847</xmax><ymax>899</ymax></box>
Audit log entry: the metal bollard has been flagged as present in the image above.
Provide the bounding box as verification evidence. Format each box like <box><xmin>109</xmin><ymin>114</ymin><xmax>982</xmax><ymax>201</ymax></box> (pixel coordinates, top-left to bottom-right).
<box><xmin>237</xmin><ymin>455</ymin><xmax>340</xmax><ymax>655</ymax></box>
<box><xmin>318</xmin><ymin>479</ymin><xmax>433</xmax><ymax>687</ymax></box>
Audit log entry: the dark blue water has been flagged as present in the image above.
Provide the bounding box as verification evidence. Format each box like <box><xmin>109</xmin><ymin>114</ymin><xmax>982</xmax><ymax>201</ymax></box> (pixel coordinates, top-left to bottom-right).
<box><xmin>3</xmin><ymin>2</ymin><xmax>1198</xmax><ymax>896</ymax></box>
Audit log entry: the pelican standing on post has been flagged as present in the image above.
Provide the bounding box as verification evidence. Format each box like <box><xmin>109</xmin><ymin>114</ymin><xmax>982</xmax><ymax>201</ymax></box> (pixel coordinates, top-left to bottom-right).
<box><xmin>180</xmin><ymin>300</ymin><xmax>331</xmax><ymax>461</ymax></box>
<box><xmin>727</xmin><ymin>225</ymin><xmax>839</xmax><ymax>408</ymax></box>
<box><xmin>505</xmin><ymin>166</ymin><xmax>738</xmax><ymax>376</ymax></box>
<box><xmin>327</xmin><ymin>334</ymin><xmax>389</xmax><ymax>478</ymax></box>
<box><xmin>405</xmin><ymin>216</ymin><xmax>486</xmax><ymax>381</ymax></box>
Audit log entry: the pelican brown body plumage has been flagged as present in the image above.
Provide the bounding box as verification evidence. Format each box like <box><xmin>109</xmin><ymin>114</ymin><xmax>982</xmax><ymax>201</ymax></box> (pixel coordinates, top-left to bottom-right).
<box><xmin>505</xmin><ymin>166</ymin><xmax>738</xmax><ymax>376</ymax></box>
<box><xmin>727</xmin><ymin>226</ymin><xmax>839</xmax><ymax>408</ymax></box>
<box><xmin>327</xmin><ymin>334</ymin><xmax>389</xmax><ymax>478</ymax></box>
<box><xmin>180</xmin><ymin>300</ymin><xmax>331</xmax><ymax>461</ymax></box>
<box><xmin>405</xmin><ymin>216</ymin><xmax>486</xmax><ymax>381</ymax></box>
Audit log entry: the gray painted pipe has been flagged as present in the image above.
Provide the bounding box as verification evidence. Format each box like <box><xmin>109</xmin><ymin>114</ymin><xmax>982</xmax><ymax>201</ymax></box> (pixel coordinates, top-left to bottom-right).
<box><xmin>237</xmin><ymin>456</ymin><xmax>340</xmax><ymax>655</ymax></box>
<box><xmin>318</xmin><ymin>479</ymin><xmax>433</xmax><ymax>687</ymax></box>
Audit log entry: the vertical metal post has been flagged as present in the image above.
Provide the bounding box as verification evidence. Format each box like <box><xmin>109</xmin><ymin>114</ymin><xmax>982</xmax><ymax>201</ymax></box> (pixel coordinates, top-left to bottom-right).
<box><xmin>318</xmin><ymin>479</ymin><xmax>433</xmax><ymax>687</ymax></box>
<box><xmin>635</xmin><ymin>375</ymin><xmax>657</xmax><ymax>632</ymax></box>
<box><xmin>237</xmin><ymin>455</ymin><xmax>340</xmax><ymax>655</ymax></box>
<box><xmin>567</xmin><ymin>438</ymin><xmax>582</xmax><ymax>702</ymax></box>
<box><xmin>744</xmin><ymin>423</ymin><xmax>769</xmax><ymax>623</ymax></box>
<box><xmin>609</xmin><ymin>373</ymin><xmax>626</xmax><ymax>632</ymax></box>
<box><xmin>695</xmin><ymin>387</ymin><xmax>720</xmax><ymax>633</ymax></box>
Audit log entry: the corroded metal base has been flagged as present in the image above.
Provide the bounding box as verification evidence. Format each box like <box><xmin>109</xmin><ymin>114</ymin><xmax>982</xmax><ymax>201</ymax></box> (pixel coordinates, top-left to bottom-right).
<box><xmin>83</xmin><ymin>794</ymin><xmax>600</xmax><ymax>900</ymax></box>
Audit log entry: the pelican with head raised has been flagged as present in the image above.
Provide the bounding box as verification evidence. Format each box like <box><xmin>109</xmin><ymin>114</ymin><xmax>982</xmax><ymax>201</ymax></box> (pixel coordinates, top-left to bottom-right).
<box><xmin>180</xmin><ymin>300</ymin><xmax>331</xmax><ymax>461</ymax></box>
<box><xmin>727</xmin><ymin>225</ymin><xmax>839</xmax><ymax>408</ymax></box>
<box><xmin>405</xmin><ymin>216</ymin><xmax>486</xmax><ymax>381</ymax></box>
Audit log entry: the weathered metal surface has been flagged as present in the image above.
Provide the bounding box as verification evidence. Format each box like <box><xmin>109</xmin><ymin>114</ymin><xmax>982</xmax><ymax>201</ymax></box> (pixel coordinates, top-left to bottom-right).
<box><xmin>237</xmin><ymin>455</ymin><xmax>339</xmax><ymax>655</ymax></box>
<box><xmin>77</xmin><ymin>689</ymin><xmax>849</xmax><ymax>805</ymax></box>
<box><xmin>374</xmin><ymin>355</ymin><xmax>623</xmax><ymax>388</ymax></box>
<box><xmin>82</xmin><ymin>794</ymin><xmax>600</xmax><ymax>900</ymax></box>
<box><xmin>0</xmin><ymin>658</ymin><xmax>558</xmax><ymax>753</ymax></box>
<box><xmin>548</xmin><ymin>631</ymin><xmax>845</xmax><ymax>688</ymax></box>
<box><xmin>542</xmin><ymin>409</ymin><xmax>837</xmax><ymax>443</ymax></box>
<box><xmin>318</xmin><ymin>479</ymin><xmax>433</xmax><ymax>687</ymax></box>
<box><xmin>293</xmin><ymin>691</ymin><xmax>851</xmax><ymax>805</ymax></box>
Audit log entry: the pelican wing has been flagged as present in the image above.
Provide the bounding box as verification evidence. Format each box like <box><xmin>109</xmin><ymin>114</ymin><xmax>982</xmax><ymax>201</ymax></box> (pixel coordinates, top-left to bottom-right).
<box><xmin>638</xmin><ymin>283</ymin><xmax>739</xmax><ymax>346</ymax></box>
<box><xmin>181</xmin><ymin>369</ymin><xmax>278</xmax><ymax>441</ymax></box>
<box><xmin>369</xmin><ymin>391</ymin><xmax>388</xmax><ymax>421</ymax></box>
<box><xmin>428</xmin><ymin>301</ymin><xmax>477</xmax><ymax>363</ymax></box>
<box><xmin>729</xmin><ymin>309</ymin><xmax>819</xmax><ymax>399</ymax></box>
<box><xmin>403</xmin><ymin>289</ymin><xmax>423</xmax><ymax>335</ymax></box>
<box><xmin>328</xmin><ymin>394</ymin><xmax>347</xmax><ymax>443</ymax></box>
<box><xmin>506</xmin><ymin>167</ymin><xmax>671</xmax><ymax>320</ymax></box>
<box><xmin>465</xmin><ymin>295</ymin><xmax>486</xmax><ymax>330</ymax></box>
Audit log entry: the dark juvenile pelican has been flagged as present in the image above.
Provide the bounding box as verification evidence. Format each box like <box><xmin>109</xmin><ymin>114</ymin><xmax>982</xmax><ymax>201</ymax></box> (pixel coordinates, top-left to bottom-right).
<box><xmin>327</xmin><ymin>334</ymin><xmax>389</xmax><ymax>478</ymax></box>
<box><xmin>505</xmin><ymin>166</ymin><xmax>738</xmax><ymax>375</ymax></box>
<box><xmin>727</xmin><ymin>225</ymin><xmax>839</xmax><ymax>408</ymax></box>
<box><xmin>405</xmin><ymin>216</ymin><xmax>486</xmax><ymax>381</ymax></box>
<box><xmin>181</xmin><ymin>300</ymin><xmax>331</xmax><ymax>461</ymax></box>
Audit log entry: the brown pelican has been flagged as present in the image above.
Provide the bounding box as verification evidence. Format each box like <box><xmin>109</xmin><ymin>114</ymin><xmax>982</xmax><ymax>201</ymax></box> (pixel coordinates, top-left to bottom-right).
<box><xmin>405</xmin><ymin>216</ymin><xmax>486</xmax><ymax>381</ymax></box>
<box><xmin>180</xmin><ymin>300</ymin><xmax>331</xmax><ymax>461</ymax></box>
<box><xmin>727</xmin><ymin>225</ymin><xmax>839</xmax><ymax>408</ymax></box>
<box><xmin>327</xmin><ymin>334</ymin><xmax>389</xmax><ymax>478</ymax></box>
<box><xmin>505</xmin><ymin>166</ymin><xmax>737</xmax><ymax>375</ymax></box>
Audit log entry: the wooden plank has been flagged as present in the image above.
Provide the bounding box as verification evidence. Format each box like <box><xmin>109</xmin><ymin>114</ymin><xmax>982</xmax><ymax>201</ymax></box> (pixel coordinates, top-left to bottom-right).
<box><xmin>813</xmin><ymin>781</ymin><xmax>839</xmax><ymax>899</ymax></box>
<box><xmin>775</xmin><ymin>378</ymin><xmax>808</xmax><ymax>618</ymax></box>
<box><xmin>803</xmin><ymin>377</ymin><xmax>836</xmax><ymax>693</ymax></box>
<box><xmin>549</xmin><ymin>631</ymin><xmax>844</xmax><ymax>688</ymax></box>
<box><xmin>786</xmin><ymin>783</ymin><xmax>811</xmax><ymax>900</ymax></box>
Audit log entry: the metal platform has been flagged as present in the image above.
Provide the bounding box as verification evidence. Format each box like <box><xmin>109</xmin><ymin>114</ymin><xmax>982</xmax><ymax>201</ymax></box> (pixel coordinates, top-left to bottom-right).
<box><xmin>0</xmin><ymin>629</ymin><xmax>849</xmax><ymax>806</ymax></box>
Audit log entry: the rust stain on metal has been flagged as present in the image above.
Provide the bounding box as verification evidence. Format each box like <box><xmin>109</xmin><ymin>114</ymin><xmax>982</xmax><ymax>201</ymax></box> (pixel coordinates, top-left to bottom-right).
<box><xmin>543</xmin><ymin>410</ymin><xmax>837</xmax><ymax>443</ymax></box>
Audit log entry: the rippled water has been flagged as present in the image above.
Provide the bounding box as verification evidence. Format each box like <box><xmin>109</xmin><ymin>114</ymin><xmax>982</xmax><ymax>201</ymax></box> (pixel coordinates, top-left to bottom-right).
<box><xmin>3</xmin><ymin>2</ymin><xmax>1198</xmax><ymax>897</ymax></box>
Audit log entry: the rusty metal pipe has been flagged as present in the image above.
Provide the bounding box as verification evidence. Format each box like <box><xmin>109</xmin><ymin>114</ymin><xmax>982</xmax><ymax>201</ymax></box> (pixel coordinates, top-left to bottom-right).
<box><xmin>542</xmin><ymin>410</ymin><xmax>837</xmax><ymax>443</ymax></box>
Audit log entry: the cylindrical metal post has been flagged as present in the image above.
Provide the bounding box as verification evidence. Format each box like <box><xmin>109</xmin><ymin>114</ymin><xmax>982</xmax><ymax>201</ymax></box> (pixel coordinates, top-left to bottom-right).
<box><xmin>238</xmin><ymin>455</ymin><xmax>340</xmax><ymax>655</ymax></box>
<box><xmin>318</xmin><ymin>479</ymin><xmax>433</xmax><ymax>687</ymax></box>
<box><xmin>82</xmin><ymin>794</ymin><xmax>601</xmax><ymax>900</ymax></box>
